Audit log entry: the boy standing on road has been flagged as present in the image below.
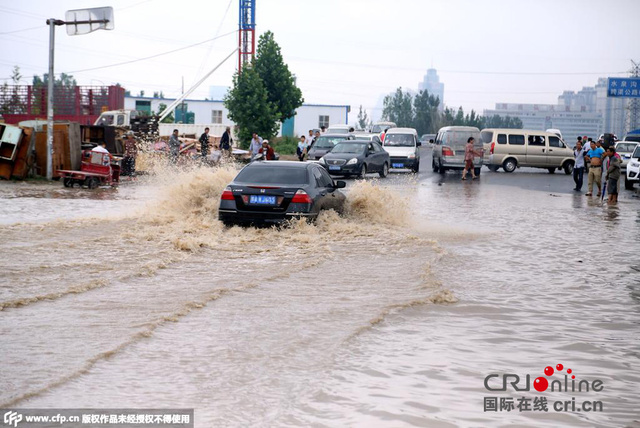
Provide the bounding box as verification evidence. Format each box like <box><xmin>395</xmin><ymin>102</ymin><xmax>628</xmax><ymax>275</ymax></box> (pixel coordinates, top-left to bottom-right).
<box><xmin>585</xmin><ymin>140</ymin><xmax>605</xmax><ymax>196</ymax></box>
<box><xmin>462</xmin><ymin>137</ymin><xmax>482</xmax><ymax>180</ymax></box>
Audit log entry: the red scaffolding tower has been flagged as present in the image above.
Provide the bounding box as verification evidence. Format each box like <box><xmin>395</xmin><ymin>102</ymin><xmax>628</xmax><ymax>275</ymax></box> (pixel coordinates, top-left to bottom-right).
<box><xmin>238</xmin><ymin>0</ymin><xmax>256</xmax><ymax>72</ymax></box>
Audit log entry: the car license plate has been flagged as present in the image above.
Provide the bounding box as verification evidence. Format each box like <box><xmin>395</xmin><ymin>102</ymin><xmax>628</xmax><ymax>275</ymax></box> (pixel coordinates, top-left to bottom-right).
<box><xmin>328</xmin><ymin>165</ymin><xmax>341</xmax><ymax>171</ymax></box>
<box><xmin>392</xmin><ymin>163</ymin><xmax>404</xmax><ymax>168</ymax></box>
<box><xmin>249</xmin><ymin>195</ymin><xmax>276</xmax><ymax>205</ymax></box>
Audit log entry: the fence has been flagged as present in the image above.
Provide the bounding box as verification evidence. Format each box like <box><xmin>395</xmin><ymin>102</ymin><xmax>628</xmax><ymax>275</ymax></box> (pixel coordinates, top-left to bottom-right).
<box><xmin>0</xmin><ymin>85</ymin><xmax>125</xmax><ymax>125</ymax></box>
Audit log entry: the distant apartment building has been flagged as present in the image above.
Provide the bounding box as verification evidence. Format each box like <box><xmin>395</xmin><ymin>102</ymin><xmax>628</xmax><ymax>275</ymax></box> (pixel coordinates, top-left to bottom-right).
<box><xmin>418</xmin><ymin>68</ymin><xmax>444</xmax><ymax>112</ymax></box>
<box><xmin>484</xmin><ymin>77</ymin><xmax>632</xmax><ymax>140</ymax></box>
<box><xmin>484</xmin><ymin>103</ymin><xmax>602</xmax><ymax>140</ymax></box>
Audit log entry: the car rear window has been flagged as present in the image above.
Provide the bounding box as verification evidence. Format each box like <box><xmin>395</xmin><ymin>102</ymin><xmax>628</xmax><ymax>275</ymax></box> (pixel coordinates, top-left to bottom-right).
<box><xmin>481</xmin><ymin>131</ymin><xmax>493</xmax><ymax>144</ymax></box>
<box><xmin>235</xmin><ymin>166</ymin><xmax>309</xmax><ymax>185</ymax></box>
<box><xmin>443</xmin><ymin>131</ymin><xmax>478</xmax><ymax>147</ymax></box>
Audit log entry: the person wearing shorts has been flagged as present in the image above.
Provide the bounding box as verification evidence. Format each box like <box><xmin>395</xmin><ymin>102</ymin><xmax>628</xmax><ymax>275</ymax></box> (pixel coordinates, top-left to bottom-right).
<box><xmin>462</xmin><ymin>137</ymin><xmax>482</xmax><ymax>180</ymax></box>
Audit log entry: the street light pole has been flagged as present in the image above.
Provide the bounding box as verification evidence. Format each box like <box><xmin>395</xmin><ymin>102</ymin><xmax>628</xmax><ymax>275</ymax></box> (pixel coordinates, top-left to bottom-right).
<box><xmin>43</xmin><ymin>7</ymin><xmax>113</xmax><ymax>180</ymax></box>
<box><xmin>46</xmin><ymin>19</ymin><xmax>60</xmax><ymax>180</ymax></box>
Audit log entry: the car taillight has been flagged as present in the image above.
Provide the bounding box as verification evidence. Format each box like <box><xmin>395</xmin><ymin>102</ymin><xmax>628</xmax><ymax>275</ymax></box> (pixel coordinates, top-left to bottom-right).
<box><xmin>442</xmin><ymin>146</ymin><xmax>454</xmax><ymax>157</ymax></box>
<box><xmin>291</xmin><ymin>189</ymin><xmax>312</xmax><ymax>204</ymax></box>
<box><xmin>490</xmin><ymin>142</ymin><xmax>495</xmax><ymax>154</ymax></box>
<box><xmin>221</xmin><ymin>186</ymin><xmax>234</xmax><ymax>200</ymax></box>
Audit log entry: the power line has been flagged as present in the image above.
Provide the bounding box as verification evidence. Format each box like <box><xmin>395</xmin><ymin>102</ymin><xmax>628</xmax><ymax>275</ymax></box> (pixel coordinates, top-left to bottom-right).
<box><xmin>0</xmin><ymin>26</ymin><xmax>42</xmax><ymax>35</ymax></box>
<box><xmin>65</xmin><ymin>30</ymin><xmax>237</xmax><ymax>74</ymax></box>
<box><xmin>193</xmin><ymin>0</ymin><xmax>234</xmax><ymax>83</ymax></box>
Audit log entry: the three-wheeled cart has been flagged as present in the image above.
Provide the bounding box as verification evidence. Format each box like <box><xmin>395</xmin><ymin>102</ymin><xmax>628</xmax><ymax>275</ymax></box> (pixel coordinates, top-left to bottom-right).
<box><xmin>56</xmin><ymin>148</ymin><xmax>120</xmax><ymax>188</ymax></box>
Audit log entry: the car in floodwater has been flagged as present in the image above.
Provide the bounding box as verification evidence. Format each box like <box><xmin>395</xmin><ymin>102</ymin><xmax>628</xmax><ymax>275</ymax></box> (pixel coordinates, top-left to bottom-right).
<box><xmin>625</xmin><ymin>144</ymin><xmax>640</xmax><ymax>190</ymax></box>
<box><xmin>615</xmin><ymin>141</ymin><xmax>639</xmax><ymax>172</ymax></box>
<box><xmin>382</xmin><ymin>127</ymin><xmax>421</xmax><ymax>173</ymax></box>
<box><xmin>307</xmin><ymin>134</ymin><xmax>354</xmax><ymax>160</ymax></box>
<box><xmin>218</xmin><ymin>161</ymin><xmax>346</xmax><ymax>226</ymax></box>
<box><xmin>319</xmin><ymin>140</ymin><xmax>390</xmax><ymax>178</ymax></box>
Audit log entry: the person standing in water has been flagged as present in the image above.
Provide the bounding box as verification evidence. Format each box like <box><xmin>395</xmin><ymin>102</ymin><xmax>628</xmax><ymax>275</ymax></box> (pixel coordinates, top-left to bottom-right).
<box><xmin>199</xmin><ymin>127</ymin><xmax>210</xmax><ymax>159</ymax></box>
<box><xmin>462</xmin><ymin>137</ymin><xmax>482</xmax><ymax>180</ymax></box>
<box><xmin>169</xmin><ymin>129</ymin><xmax>180</xmax><ymax>163</ymax></box>
<box><xmin>122</xmin><ymin>131</ymin><xmax>138</xmax><ymax>178</ymax></box>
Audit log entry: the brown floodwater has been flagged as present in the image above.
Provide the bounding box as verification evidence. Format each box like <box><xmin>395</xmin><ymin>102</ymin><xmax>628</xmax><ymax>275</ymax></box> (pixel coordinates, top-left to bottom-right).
<box><xmin>0</xmin><ymin>158</ymin><xmax>638</xmax><ymax>427</ymax></box>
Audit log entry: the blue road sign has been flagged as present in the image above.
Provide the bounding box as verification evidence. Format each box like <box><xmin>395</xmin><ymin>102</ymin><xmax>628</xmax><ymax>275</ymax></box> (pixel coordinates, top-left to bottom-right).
<box><xmin>607</xmin><ymin>77</ymin><xmax>640</xmax><ymax>98</ymax></box>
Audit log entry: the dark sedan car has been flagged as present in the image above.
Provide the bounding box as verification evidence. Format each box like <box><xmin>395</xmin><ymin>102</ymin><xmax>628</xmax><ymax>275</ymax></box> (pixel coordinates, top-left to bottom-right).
<box><xmin>307</xmin><ymin>134</ymin><xmax>354</xmax><ymax>160</ymax></box>
<box><xmin>319</xmin><ymin>141</ymin><xmax>390</xmax><ymax>178</ymax></box>
<box><xmin>219</xmin><ymin>161</ymin><xmax>346</xmax><ymax>226</ymax></box>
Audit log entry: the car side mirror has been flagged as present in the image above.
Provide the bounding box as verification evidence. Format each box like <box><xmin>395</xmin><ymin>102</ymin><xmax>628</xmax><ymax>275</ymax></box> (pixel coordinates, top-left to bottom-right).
<box><xmin>417</xmin><ymin>141</ymin><xmax>422</xmax><ymax>146</ymax></box>
<box><xmin>334</xmin><ymin>180</ymin><xmax>346</xmax><ymax>189</ymax></box>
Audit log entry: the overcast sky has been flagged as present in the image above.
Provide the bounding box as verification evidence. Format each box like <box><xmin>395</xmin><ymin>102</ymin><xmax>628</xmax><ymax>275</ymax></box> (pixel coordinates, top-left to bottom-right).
<box><xmin>2</xmin><ymin>0</ymin><xmax>639</xmax><ymax>123</ymax></box>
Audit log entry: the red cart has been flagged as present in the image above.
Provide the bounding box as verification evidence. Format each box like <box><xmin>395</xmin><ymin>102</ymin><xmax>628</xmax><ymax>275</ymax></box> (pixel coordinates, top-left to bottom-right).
<box><xmin>56</xmin><ymin>149</ymin><xmax>120</xmax><ymax>188</ymax></box>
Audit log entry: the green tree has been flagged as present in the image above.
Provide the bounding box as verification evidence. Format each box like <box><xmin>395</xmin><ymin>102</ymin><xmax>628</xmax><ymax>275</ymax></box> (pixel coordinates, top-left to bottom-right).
<box><xmin>412</xmin><ymin>89</ymin><xmax>440</xmax><ymax>135</ymax></box>
<box><xmin>356</xmin><ymin>105</ymin><xmax>370</xmax><ymax>130</ymax></box>
<box><xmin>224</xmin><ymin>64</ymin><xmax>279</xmax><ymax>149</ymax></box>
<box><xmin>382</xmin><ymin>87</ymin><xmax>413</xmax><ymax>127</ymax></box>
<box><xmin>155</xmin><ymin>103</ymin><xmax>175</xmax><ymax>123</ymax></box>
<box><xmin>484</xmin><ymin>114</ymin><xmax>523</xmax><ymax>129</ymax></box>
<box><xmin>253</xmin><ymin>31</ymin><xmax>303</xmax><ymax>123</ymax></box>
<box><xmin>31</xmin><ymin>72</ymin><xmax>77</xmax><ymax>115</ymax></box>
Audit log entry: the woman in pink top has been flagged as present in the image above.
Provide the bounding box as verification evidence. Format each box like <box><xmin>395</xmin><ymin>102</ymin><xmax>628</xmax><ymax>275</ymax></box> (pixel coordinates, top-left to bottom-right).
<box><xmin>462</xmin><ymin>137</ymin><xmax>482</xmax><ymax>180</ymax></box>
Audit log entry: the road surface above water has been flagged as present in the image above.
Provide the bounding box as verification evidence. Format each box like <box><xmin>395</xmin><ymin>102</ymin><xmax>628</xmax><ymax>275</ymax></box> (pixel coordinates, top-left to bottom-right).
<box><xmin>1</xmin><ymin>148</ymin><xmax>639</xmax><ymax>427</ymax></box>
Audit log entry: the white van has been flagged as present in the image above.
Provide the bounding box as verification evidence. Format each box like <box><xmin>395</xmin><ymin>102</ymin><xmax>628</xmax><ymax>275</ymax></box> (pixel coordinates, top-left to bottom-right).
<box><xmin>382</xmin><ymin>127</ymin><xmax>421</xmax><ymax>173</ymax></box>
<box><xmin>481</xmin><ymin>128</ymin><xmax>574</xmax><ymax>174</ymax></box>
<box><xmin>326</xmin><ymin>124</ymin><xmax>352</xmax><ymax>134</ymax></box>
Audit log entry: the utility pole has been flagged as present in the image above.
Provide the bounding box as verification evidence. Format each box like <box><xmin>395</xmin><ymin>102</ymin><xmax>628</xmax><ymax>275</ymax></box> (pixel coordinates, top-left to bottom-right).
<box><xmin>46</xmin><ymin>18</ymin><xmax>63</xmax><ymax>180</ymax></box>
<box><xmin>44</xmin><ymin>7</ymin><xmax>113</xmax><ymax>180</ymax></box>
<box><xmin>626</xmin><ymin>60</ymin><xmax>640</xmax><ymax>135</ymax></box>
<box><xmin>181</xmin><ymin>76</ymin><xmax>185</xmax><ymax>123</ymax></box>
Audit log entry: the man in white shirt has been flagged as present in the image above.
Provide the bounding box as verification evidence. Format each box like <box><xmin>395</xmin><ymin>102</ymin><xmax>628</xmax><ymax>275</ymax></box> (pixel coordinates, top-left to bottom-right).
<box><xmin>249</xmin><ymin>132</ymin><xmax>263</xmax><ymax>156</ymax></box>
<box><xmin>573</xmin><ymin>140</ymin><xmax>588</xmax><ymax>191</ymax></box>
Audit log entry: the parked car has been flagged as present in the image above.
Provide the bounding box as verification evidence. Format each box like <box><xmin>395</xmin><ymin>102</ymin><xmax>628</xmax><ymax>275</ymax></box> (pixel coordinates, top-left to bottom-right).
<box><xmin>218</xmin><ymin>161</ymin><xmax>346</xmax><ymax>226</ymax></box>
<box><xmin>370</xmin><ymin>121</ymin><xmax>397</xmax><ymax>134</ymax></box>
<box><xmin>623</xmin><ymin>133</ymin><xmax>640</xmax><ymax>143</ymax></box>
<box><xmin>432</xmin><ymin>126</ymin><xmax>483</xmax><ymax>175</ymax></box>
<box><xmin>625</xmin><ymin>144</ymin><xmax>640</xmax><ymax>190</ymax></box>
<box><xmin>480</xmin><ymin>128</ymin><xmax>573</xmax><ymax>174</ymax></box>
<box><xmin>326</xmin><ymin>124</ymin><xmax>351</xmax><ymax>134</ymax></box>
<box><xmin>615</xmin><ymin>141</ymin><xmax>639</xmax><ymax>172</ymax></box>
<box><xmin>319</xmin><ymin>140</ymin><xmax>389</xmax><ymax>178</ymax></box>
<box><xmin>382</xmin><ymin>127</ymin><xmax>421</xmax><ymax>173</ymax></box>
<box><xmin>307</xmin><ymin>134</ymin><xmax>354</xmax><ymax>160</ymax></box>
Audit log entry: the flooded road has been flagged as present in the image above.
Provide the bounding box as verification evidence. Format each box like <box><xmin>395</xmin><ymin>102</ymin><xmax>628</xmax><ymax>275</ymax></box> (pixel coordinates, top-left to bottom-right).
<box><xmin>1</xmin><ymin>150</ymin><xmax>639</xmax><ymax>427</ymax></box>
